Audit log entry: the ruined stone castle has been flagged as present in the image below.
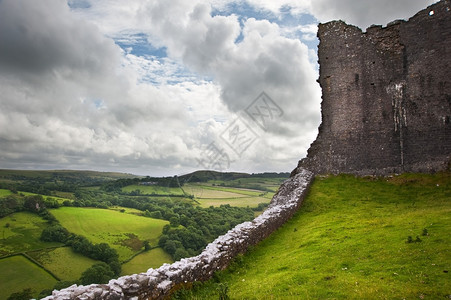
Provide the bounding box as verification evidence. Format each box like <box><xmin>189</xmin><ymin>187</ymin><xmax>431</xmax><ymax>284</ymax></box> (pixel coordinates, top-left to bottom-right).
<box><xmin>295</xmin><ymin>0</ymin><xmax>450</xmax><ymax>175</ymax></box>
<box><xmin>44</xmin><ymin>1</ymin><xmax>450</xmax><ymax>299</ymax></box>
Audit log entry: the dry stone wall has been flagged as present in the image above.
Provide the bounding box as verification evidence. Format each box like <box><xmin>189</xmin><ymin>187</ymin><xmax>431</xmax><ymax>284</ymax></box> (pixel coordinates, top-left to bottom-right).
<box><xmin>295</xmin><ymin>0</ymin><xmax>451</xmax><ymax>176</ymax></box>
<box><xmin>42</xmin><ymin>168</ymin><xmax>314</xmax><ymax>300</ymax></box>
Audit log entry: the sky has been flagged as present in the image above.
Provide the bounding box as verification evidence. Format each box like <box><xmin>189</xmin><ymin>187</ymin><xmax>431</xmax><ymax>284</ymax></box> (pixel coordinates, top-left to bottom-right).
<box><xmin>0</xmin><ymin>0</ymin><xmax>435</xmax><ymax>176</ymax></box>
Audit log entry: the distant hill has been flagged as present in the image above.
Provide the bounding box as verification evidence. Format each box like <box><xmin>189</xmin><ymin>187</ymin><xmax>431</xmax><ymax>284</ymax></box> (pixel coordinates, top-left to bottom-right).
<box><xmin>0</xmin><ymin>169</ymin><xmax>140</xmax><ymax>190</ymax></box>
<box><xmin>178</xmin><ymin>170</ymin><xmax>290</xmax><ymax>183</ymax></box>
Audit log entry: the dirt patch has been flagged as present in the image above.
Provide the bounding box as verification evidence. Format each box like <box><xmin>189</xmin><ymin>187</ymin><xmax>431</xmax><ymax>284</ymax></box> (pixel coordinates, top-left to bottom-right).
<box><xmin>120</xmin><ymin>233</ymin><xmax>143</xmax><ymax>251</ymax></box>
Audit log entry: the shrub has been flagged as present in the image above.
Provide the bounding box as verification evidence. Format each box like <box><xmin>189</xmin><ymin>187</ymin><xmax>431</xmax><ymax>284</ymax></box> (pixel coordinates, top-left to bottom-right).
<box><xmin>80</xmin><ymin>262</ymin><xmax>114</xmax><ymax>285</ymax></box>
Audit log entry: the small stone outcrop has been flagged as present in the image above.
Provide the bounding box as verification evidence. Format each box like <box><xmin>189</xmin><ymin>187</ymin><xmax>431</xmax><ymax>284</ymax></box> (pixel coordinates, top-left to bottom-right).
<box><xmin>42</xmin><ymin>168</ymin><xmax>314</xmax><ymax>300</ymax></box>
<box><xmin>295</xmin><ymin>0</ymin><xmax>451</xmax><ymax>176</ymax></box>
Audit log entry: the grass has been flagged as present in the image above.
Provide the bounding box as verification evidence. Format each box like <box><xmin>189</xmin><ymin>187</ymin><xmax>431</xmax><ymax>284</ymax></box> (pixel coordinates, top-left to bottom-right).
<box><xmin>121</xmin><ymin>248</ymin><xmax>173</xmax><ymax>276</ymax></box>
<box><xmin>183</xmin><ymin>173</ymin><xmax>451</xmax><ymax>299</ymax></box>
<box><xmin>51</xmin><ymin>207</ymin><xmax>169</xmax><ymax>261</ymax></box>
<box><xmin>0</xmin><ymin>255</ymin><xmax>57</xmax><ymax>300</ymax></box>
<box><xmin>0</xmin><ymin>188</ymin><xmax>12</xmax><ymax>196</ymax></box>
<box><xmin>208</xmin><ymin>177</ymin><xmax>287</xmax><ymax>192</ymax></box>
<box><xmin>0</xmin><ymin>212</ymin><xmax>62</xmax><ymax>256</ymax></box>
<box><xmin>182</xmin><ymin>183</ymin><xmax>273</xmax><ymax>208</ymax></box>
<box><xmin>122</xmin><ymin>184</ymin><xmax>184</xmax><ymax>195</ymax></box>
<box><xmin>185</xmin><ymin>184</ymin><xmax>266</xmax><ymax>197</ymax></box>
<box><xmin>17</xmin><ymin>191</ymin><xmax>72</xmax><ymax>204</ymax></box>
<box><xmin>198</xmin><ymin>197</ymin><xmax>270</xmax><ymax>208</ymax></box>
<box><xmin>28</xmin><ymin>247</ymin><xmax>98</xmax><ymax>281</ymax></box>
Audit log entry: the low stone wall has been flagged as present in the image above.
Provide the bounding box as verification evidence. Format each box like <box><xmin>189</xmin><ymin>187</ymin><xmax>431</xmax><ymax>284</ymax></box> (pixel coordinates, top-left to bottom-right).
<box><xmin>42</xmin><ymin>168</ymin><xmax>314</xmax><ymax>300</ymax></box>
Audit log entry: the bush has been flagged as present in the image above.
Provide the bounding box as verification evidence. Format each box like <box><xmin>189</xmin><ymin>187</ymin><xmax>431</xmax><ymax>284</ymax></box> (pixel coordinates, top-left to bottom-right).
<box><xmin>41</xmin><ymin>224</ymin><xmax>70</xmax><ymax>243</ymax></box>
<box><xmin>7</xmin><ymin>288</ymin><xmax>33</xmax><ymax>300</ymax></box>
<box><xmin>80</xmin><ymin>262</ymin><xmax>114</xmax><ymax>285</ymax></box>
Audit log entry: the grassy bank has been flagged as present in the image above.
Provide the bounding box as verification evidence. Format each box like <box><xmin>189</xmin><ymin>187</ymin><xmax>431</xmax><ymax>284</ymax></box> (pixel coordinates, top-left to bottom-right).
<box><xmin>51</xmin><ymin>207</ymin><xmax>170</xmax><ymax>261</ymax></box>
<box><xmin>181</xmin><ymin>173</ymin><xmax>451</xmax><ymax>299</ymax></box>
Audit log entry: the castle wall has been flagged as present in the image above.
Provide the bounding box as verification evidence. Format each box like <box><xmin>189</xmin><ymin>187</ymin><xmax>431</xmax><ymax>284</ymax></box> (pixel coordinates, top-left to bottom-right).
<box><xmin>297</xmin><ymin>0</ymin><xmax>451</xmax><ymax>175</ymax></box>
<box><xmin>42</xmin><ymin>169</ymin><xmax>314</xmax><ymax>300</ymax></box>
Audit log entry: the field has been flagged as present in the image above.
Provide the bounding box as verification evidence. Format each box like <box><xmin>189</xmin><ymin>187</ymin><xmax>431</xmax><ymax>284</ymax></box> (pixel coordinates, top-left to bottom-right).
<box><xmin>28</xmin><ymin>247</ymin><xmax>98</xmax><ymax>281</ymax></box>
<box><xmin>0</xmin><ymin>170</ymin><xmax>288</xmax><ymax>298</ymax></box>
<box><xmin>0</xmin><ymin>212</ymin><xmax>62</xmax><ymax>256</ymax></box>
<box><xmin>0</xmin><ymin>189</ymin><xmax>12</xmax><ymax>197</ymax></box>
<box><xmin>183</xmin><ymin>173</ymin><xmax>451</xmax><ymax>299</ymax></box>
<box><xmin>183</xmin><ymin>183</ymin><xmax>275</xmax><ymax>208</ymax></box>
<box><xmin>121</xmin><ymin>248</ymin><xmax>173</xmax><ymax>276</ymax></box>
<box><xmin>51</xmin><ymin>207</ymin><xmax>170</xmax><ymax>261</ymax></box>
<box><xmin>0</xmin><ymin>255</ymin><xmax>57</xmax><ymax>300</ymax></box>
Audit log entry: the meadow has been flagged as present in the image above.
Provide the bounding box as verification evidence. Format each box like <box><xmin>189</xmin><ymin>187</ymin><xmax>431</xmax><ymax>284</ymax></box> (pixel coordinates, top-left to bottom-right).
<box><xmin>0</xmin><ymin>255</ymin><xmax>57</xmax><ymax>300</ymax></box>
<box><xmin>0</xmin><ymin>212</ymin><xmax>62</xmax><ymax>256</ymax></box>
<box><xmin>121</xmin><ymin>247</ymin><xmax>173</xmax><ymax>276</ymax></box>
<box><xmin>50</xmin><ymin>207</ymin><xmax>170</xmax><ymax>261</ymax></box>
<box><xmin>28</xmin><ymin>247</ymin><xmax>98</xmax><ymax>281</ymax></box>
<box><xmin>179</xmin><ymin>173</ymin><xmax>451</xmax><ymax>299</ymax></box>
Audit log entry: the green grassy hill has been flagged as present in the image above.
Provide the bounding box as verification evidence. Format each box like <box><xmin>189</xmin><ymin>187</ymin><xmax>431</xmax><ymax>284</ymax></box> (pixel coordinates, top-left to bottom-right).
<box><xmin>179</xmin><ymin>173</ymin><xmax>451</xmax><ymax>299</ymax></box>
<box><xmin>51</xmin><ymin>207</ymin><xmax>170</xmax><ymax>261</ymax></box>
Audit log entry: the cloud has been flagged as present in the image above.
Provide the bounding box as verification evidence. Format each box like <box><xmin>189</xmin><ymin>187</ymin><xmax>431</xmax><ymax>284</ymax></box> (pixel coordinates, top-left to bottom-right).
<box><xmin>0</xmin><ymin>0</ymin><xmax>435</xmax><ymax>176</ymax></box>
<box><xmin>0</xmin><ymin>0</ymin><xmax>233</xmax><ymax>175</ymax></box>
<box><xmin>138</xmin><ymin>0</ymin><xmax>322</xmax><ymax>164</ymax></box>
<box><xmin>308</xmin><ymin>0</ymin><xmax>437</xmax><ymax>30</ymax></box>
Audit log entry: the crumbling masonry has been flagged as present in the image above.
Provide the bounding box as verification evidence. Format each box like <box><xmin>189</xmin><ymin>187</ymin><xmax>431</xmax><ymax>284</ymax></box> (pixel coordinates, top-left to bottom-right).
<box><xmin>295</xmin><ymin>0</ymin><xmax>450</xmax><ymax>175</ymax></box>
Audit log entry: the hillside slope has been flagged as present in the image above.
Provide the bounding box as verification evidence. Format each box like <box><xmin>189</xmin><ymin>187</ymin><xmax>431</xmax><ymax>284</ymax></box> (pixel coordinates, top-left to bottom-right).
<box><xmin>181</xmin><ymin>173</ymin><xmax>451</xmax><ymax>299</ymax></box>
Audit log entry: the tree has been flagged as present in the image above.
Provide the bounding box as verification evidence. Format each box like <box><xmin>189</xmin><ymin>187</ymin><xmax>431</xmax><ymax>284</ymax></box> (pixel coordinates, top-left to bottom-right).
<box><xmin>169</xmin><ymin>216</ymin><xmax>180</xmax><ymax>227</ymax></box>
<box><xmin>40</xmin><ymin>225</ymin><xmax>69</xmax><ymax>243</ymax></box>
<box><xmin>174</xmin><ymin>247</ymin><xmax>189</xmax><ymax>261</ymax></box>
<box><xmin>7</xmin><ymin>288</ymin><xmax>33</xmax><ymax>300</ymax></box>
<box><xmin>143</xmin><ymin>240</ymin><xmax>151</xmax><ymax>251</ymax></box>
<box><xmin>80</xmin><ymin>262</ymin><xmax>114</xmax><ymax>285</ymax></box>
<box><xmin>150</xmin><ymin>210</ymin><xmax>162</xmax><ymax>219</ymax></box>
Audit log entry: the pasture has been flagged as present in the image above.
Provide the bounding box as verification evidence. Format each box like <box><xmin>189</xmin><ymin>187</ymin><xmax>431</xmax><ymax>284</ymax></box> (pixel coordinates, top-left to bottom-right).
<box><xmin>29</xmin><ymin>247</ymin><xmax>98</xmax><ymax>281</ymax></box>
<box><xmin>0</xmin><ymin>189</ymin><xmax>12</xmax><ymax>197</ymax></box>
<box><xmin>0</xmin><ymin>255</ymin><xmax>57</xmax><ymax>300</ymax></box>
<box><xmin>0</xmin><ymin>212</ymin><xmax>61</xmax><ymax>256</ymax></box>
<box><xmin>182</xmin><ymin>183</ymin><xmax>273</xmax><ymax>208</ymax></box>
<box><xmin>51</xmin><ymin>207</ymin><xmax>169</xmax><ymax>261</ymax></box>
<box><xmin>121</xmin><ymin>248</ymin><xmax>173</xmax><ymax>276</ymax></box>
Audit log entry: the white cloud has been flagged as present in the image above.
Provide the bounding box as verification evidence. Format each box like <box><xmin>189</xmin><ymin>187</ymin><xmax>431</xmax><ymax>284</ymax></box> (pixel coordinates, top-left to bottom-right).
<box><xmin>0</xmin><ymin>0</ymin><xmax>435</xmax><ymax>175</ymax></box>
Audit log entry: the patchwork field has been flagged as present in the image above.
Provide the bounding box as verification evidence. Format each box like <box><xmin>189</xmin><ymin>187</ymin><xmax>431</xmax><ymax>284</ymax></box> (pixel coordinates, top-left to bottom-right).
<box><xmin>121</xmin><ymin>248</ymin><xmax>173</xmax><ymax>276</ymax></box>
<box><xmin>50</xmin><ymin>207</ymin><xmax>169</xmax><ymax>261</ymax></box>
<box><xmin>0</xmin><ymin>255</ymin><xmax>57</xmax><ymax>300</ymax></box>
<box><xmin>182</xmin><ymin>183</ymin><xmax>274</xmax><ymax>208</ymax></box>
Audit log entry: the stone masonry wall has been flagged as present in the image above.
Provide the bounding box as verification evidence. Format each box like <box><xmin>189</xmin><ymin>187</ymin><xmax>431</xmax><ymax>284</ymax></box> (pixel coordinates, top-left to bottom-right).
<box><xmin>295</xmin><ymin>0</ymin><xmax>451</xmax><ymax>175</ymax></box>
<box><xmin>42</xmin><ymin>169</ymin><xmax>314</xmax><ymax>300</ymax></box>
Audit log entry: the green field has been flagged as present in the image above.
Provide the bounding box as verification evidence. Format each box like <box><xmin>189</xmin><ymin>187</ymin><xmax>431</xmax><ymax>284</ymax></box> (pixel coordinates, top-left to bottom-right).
<box><xmin>182</xmin><ymin>183</ymin><xmax>273</xmax><ymax>208</ymax></box>
<box><xmin>28</xmin><ymin>247</ymin><xmax>98</xmax><ymax>281</ymax></box>
<box><xmin>208</xmin><ymin>177</ymin><xmax>286</xmax><ymax>192</ymax></box>
<box><xmin>0</xmin><ymin>189</ymin><xmax>12</xmax><ymax>197</ymax></box>
<box><xmin>0</xmin><ymin>255</ymin><xmax>58</xmax><ymax>300</ymax></box>
<box><xmin>183</xmin><ymin>173</ymin><xmax>451</xmax><ymax>299</ymax></box>
<box><xmin>197</xmin><ymin>196</ymin><xmax>270</xmax><ymax>208</ymax></box>
<box><xmin>51</xmin><ymin>207</ymin><xmax>169</xmax><ymax>261</ymax></box>
<box><xmin>0</xmin><ymin>212</ymin><xmax>62</xmax><ymax>256</ymax></box>
<box><xmin>121</xmin><ymin>248</ymin><xmax>173</xmax><ymax>276</ymax></box>
<box><xmin>122</xmin><ymin>184</ymin><xmax>184</xmax><ymax>195</ymax></box>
